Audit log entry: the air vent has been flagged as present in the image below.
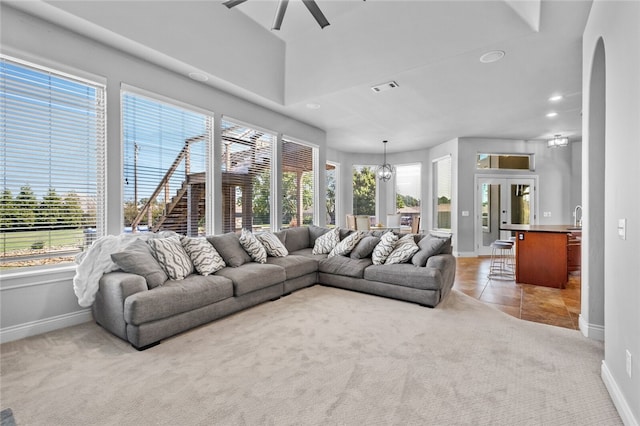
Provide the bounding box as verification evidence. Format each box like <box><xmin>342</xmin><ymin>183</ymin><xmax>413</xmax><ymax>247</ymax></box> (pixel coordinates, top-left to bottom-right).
<box><xmin>371</xmin><ymin>81</ymin><xmax>399</xmax><ymax>93</ymax></box>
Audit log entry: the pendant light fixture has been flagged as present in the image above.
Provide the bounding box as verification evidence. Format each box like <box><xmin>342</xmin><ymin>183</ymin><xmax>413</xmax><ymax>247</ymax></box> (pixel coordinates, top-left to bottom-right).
<box><xmin>375</xmin><ymin>140</ymin><xmax>395</xmax><ymax>181</ymax></box>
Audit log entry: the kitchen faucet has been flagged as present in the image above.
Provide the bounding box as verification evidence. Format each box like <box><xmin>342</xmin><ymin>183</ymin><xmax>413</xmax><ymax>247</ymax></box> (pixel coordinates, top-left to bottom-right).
<box><xmin>574</xmin><ymin>205</ymin><xmax>582</xmax><ymax>227</ymax></box>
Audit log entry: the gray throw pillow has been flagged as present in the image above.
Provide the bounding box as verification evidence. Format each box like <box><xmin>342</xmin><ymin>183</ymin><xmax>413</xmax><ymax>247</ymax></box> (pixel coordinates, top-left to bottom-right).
<box><xmin>239</xmin><ymin>229</ymin><xmax>267</xmax><ymax>264</ymax></box>
<box><xmin>350</xmin><ymin>236</ymin><xmax>380</xmax><ymax>259</ymax></box>
<box><xmin>110</xmin><ymin>239</ymin><xmax>168</xmax><ymax>289</ymax></box>
<box><xmin>256</xmin><ymin>232</ymin><xmax>288</xmax><ymax>257</ymax></box>
<box><xmin>411</xmin><ymin>235</ymin><xmax>447</xmax><ymax>267</ymax></box>
<box><xmin>308</xmin><ymin>225</ymin><xmax>330</xmax><ymax>247</ymax></box>
<box><xmin>207</xmin><ymin>233</ymin><xmax>252</xmax><ymax>267</ymax></box>
<box><xmin>329</xmin><ymin>231</ymin><xmax>365</xmax><ymax>258</ymax></box>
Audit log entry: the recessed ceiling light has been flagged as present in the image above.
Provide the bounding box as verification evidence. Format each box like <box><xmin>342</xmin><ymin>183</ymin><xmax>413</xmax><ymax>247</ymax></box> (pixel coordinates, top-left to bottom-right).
<box><xmin>549</xmin><ymin>94</ymin><xmax>563</xmax><ymax>102</ymax></box>
<box><xmin>546</xmin><ymin>112</ymin><xmax>558</xmax><ymax>118</ymax></box>
<box><xmin>479</xmin><ymin>50</ymin><xmax>505</xmax><ymax>63</ymax></box>
<box><xmin>306</xmin><ymin>103</ymin><xmax>321</xmax><ymax>109</ymax></box>
<box><xmin>188</xmin><ymin>72</ymin><xmax>209</xmax><ymax>82</ymax></box>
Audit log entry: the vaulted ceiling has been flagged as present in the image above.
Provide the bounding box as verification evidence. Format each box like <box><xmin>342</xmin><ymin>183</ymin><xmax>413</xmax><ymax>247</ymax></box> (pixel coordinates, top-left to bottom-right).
<box><xmin>8</xmin><ymin>0</ymin><xmax>592</xmax><ymax>153</ymax></box>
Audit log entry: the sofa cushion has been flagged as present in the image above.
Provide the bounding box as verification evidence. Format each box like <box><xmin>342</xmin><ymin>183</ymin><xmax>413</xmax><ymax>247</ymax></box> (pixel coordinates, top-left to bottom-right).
<box><xmin>312</xmin><ymin>227</ymin><xmax>340</xmax><ymax>254</ymax></box>
<box><xmin>364</xmin><ymin>263</ymin><xmax>444</xmax><ymax>291</ymax></box>
<box><xmin>283</xmin><ymin>227</ymin><xmax>311</xmax><ymax>252</ymax></box>
<box><xmin>111</xmin><ymin>239</ymin><xmax>168</xmax><ymax>289</ymax></box>
<box><xmin>181</xmin><ymin>236</ymin><xmax>226</xmax><ymax>276</ymax></box>
<box><xmin>239</xmin><ymin>229</ymin><xmax>267</xmax><ymax>264</ymax></box>
<box><xmin>256</xmin><ymin>231</ymin><xmax>289</xmax><ymax>257</ymax></box>
<box><xmin>385</xmin><ymin>234</ymin><xmax>420</xmax><ymax>265</ymax></box>
<box><xmin>124</xmin><ymin>274</ymin><xmax>233</xmax><ymax>325</ymax></box>
<box><xmin>411</xmin><ymin>235</ymin><xmax>447</xmax><ymax>267</ymax></box>
<box><xmin>289</xmin><ymin>248</ymin><xmax>329</xmax><ymax>261</ymax></box>
<box><xmin>266</xmin><ymin>255</ymin><xmax>318</xmax><ymax>280</ymax></box>
<box><xmin>207</xmin><ymin>233</ymin><xmax>252</xmax><ymax>267</ymax></box>
<box><xmin>329</xmin><ymin>231</ymin><xmax>365</xmax><ymax>258</ymax></box>
<box><xmin>215</xmin><ymin>263</ymin><xmax>286</xmax><ymax>296</ymax></box>
<box><xmin>372</xmin><ymin>231</ymin><xmax>398</xmax><ymax>265</ymax></box>
<box><xmin>350</xmin><ymin>236</ymin><xmax>381</xmax><ymax>259</ymax></box>
<box><xmin>147</xmin><ymin>236</ymin><xmax>194</xmax><ymax>280</ymax></box>
<box><xmin>308</xmin><ymin>225</ymin><xmax>330</xmax><ymax>247</ymax></box>
<box><xmin>319</xmin><ymin>256</ymin><xmax>372</xmax><ymax>279</ymax></box>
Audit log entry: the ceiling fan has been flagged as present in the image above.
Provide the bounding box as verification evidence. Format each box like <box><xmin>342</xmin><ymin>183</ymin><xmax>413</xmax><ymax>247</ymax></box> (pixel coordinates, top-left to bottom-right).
<box><xmin>223</xmin><ymin>0</ymin><xmax>330</xmax><ymax>31</ymax></box>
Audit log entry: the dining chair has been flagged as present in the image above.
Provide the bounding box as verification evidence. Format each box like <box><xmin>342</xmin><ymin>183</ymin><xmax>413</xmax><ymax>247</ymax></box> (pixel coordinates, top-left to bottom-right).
<box><xmin>355</xmin><ymin>215</ymin><xmax>370</xmax><ymax>231</ymax></box>
<box><xmin>411</xmin><ymin>216</ymin><xmax>421</xmax><ymax>234</ymax></box>
<box><xmin>346</xmin><ymin>214</ymin><xmax>356</xmax><ymax>230</ymax></box>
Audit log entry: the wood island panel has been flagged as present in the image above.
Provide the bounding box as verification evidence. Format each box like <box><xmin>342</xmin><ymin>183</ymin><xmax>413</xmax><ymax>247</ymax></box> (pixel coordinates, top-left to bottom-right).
<box><xmin>515</xmin><ymin>231</ymin><xmax>568</xmax><ymax>288</ymax></box>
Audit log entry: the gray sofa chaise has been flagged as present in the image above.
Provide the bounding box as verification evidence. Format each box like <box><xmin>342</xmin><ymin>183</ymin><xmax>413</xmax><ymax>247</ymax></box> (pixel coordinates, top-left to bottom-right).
<box><xmin>92</xmin><ymin>226</ymin><xmax>456</xmax><ymax>350</ymax></box>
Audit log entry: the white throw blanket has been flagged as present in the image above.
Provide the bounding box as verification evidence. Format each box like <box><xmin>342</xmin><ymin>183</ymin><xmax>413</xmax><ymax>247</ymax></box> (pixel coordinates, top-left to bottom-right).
<box><xmin>73</xmin><ymin>231</ymin><xmax>175</xmax><ymax>307</ymax></box>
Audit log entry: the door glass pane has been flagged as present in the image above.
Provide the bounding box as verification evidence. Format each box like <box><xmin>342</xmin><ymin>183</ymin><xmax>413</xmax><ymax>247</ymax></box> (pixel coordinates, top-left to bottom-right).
<box><xmin>482</xmin><ymin>184</ymin><xmax>501</xmax><ymax>247</ymax></box>
<box><xmin>510</xmin><ymin>184</ymin><xmax>530</xmax><ymax>224</ymax></box>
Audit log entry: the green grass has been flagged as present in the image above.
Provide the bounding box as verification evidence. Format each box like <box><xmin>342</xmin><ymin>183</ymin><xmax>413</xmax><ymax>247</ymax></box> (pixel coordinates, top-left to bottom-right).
<box><xmin>0</xmin><ymin>229</ymin><xmax>85</xmax><ymax>253</ymax></box>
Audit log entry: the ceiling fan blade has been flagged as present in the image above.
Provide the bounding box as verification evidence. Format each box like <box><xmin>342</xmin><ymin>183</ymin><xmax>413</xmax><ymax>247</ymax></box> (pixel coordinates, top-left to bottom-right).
<box><xmin>271</xmin><ymin>0</ymin><xmax>289</xmax><ymax>31</ymax></box>
<box><xmin>223</xmin><ymin>0</ymin><xmax>248</xmax><ymax>9</ymax></box>
<box><xmin>302</xmin><ymin>0</ymin><xmax>330</xmax><ymax>29</ymax></box>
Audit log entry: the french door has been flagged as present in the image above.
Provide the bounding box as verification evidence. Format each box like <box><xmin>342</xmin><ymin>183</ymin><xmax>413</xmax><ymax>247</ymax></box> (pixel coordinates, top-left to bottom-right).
<box><xmin>475</xmin><ymin>176</ymin><xmax>537</xmax><ymax>255</ymax></box>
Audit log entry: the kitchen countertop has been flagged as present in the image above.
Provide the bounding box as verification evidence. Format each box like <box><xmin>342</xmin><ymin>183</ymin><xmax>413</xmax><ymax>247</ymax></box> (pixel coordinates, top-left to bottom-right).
<box><xmin>499</xmin><ymin>224</ymin><xmax>582</xmax><ymax>233</ymax></box>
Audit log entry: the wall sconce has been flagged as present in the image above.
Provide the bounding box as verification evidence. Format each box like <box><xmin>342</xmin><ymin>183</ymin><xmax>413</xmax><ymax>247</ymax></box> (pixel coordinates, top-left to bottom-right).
<box><xmin>547</xmin><ymin>134</ymin><xmax>569</xmax><ymax>148</ymax></box>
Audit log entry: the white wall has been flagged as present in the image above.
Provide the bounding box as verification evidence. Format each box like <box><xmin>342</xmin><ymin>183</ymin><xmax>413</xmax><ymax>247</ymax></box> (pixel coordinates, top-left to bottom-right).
<box><xmin>583</xmin><ymin>1</ymin><xmax>640</xmax><ymax>424</ymax></box>
<box><xmin>0</xmin><ymin>4</ymin><xmax>325</xmax><ymax>343</ymax></box>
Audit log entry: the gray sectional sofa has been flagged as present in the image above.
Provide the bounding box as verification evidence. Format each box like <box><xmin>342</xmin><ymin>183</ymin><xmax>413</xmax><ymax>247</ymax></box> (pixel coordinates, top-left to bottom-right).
<box><xmin>92</xmin><ymin>226</ymin><xmax>456</xmax><ymax>350</ymax></box>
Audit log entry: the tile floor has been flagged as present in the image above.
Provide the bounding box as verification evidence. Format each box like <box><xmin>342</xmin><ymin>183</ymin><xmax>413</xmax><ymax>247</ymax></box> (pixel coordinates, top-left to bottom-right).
<box><xmin>453</xmin><ymin>257</ymin><xmax>581</xmax><ymax>330</ymax></box>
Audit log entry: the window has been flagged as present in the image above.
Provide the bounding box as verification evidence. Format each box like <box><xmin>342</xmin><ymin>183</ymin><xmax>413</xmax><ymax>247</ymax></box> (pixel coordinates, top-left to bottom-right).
<box><xmin>433</xmin><ymin>156</ymin><xmax>452</xmax><ymax>230</ymax></box>
<box><xmin>395</xmin><ymin>163</ymin><xmax>421</xmax><ymax>228</ymax></box>
<box><xmin>477</xmin><ymin>153</ymin><xmax>533</xmax><ymax>171</ymax></box>
<box><xmin>221</xmin><ymin>119</ymin><xmax>275</xmax><ymax>232</ymax></box>
<box><xmin>353</xmin><ymin>165</ymin><xmax>376</xmax><ymax>218</ymax></box>
<box><xmin>122</xmin><ymin>91</ymin><xmax>211</xmax><ymax>236</ymax></box>
<box><xmin>0</xmin><ymin>56</ymin><xmax>106</xmax><ymax>270</ymax></box>
<box><xmin>325</xmin><ymin>162</ymin><xmax>338</xmax><ymax>227</ymax></box>
<box><xmin>282</xmin><ymin>139</ymin><xmax>316</xmax><ymax>228</ymax></box>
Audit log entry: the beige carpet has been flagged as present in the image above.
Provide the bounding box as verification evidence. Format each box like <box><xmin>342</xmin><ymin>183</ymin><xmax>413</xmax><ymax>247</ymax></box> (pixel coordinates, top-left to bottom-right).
<box><xmin>0</xmin><ymin>286</ymin><xmax>621</xmax><ymax>425</ymax></box>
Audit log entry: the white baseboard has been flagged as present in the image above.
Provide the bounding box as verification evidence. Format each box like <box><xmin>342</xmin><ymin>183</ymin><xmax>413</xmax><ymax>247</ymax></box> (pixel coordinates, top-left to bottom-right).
<box><xmin>601</xmin><ymin>361</ymin><xmax>639</xmax><ymax>426</ymax></box>
<box><xmin>0</xmin><ymin>309</ymin><xmax>92</xmax><ymax>344</ymax></box>
<box><xmin>579</xmin><ymin>314</ymin><xmax>605</xmax><ymax>341</ymax></box>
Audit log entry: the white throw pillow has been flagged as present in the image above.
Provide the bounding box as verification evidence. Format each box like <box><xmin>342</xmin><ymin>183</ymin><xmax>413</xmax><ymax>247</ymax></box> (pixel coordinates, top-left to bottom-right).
<box><xmin>148</xmin><ymin>235</ymin><xmax>194</xmax><ymax>280</ymax></box>
<box><xmin>385</xmin><ymin>234</ymin><xmax>420</xmax><ymax>265</ymax></box>
<box><xmin>371</xmin><ymin>231</ymin><xmax>399</xmax><ymax>265</ymax></box>
<box><xmin>180</xmin><ymin>236</ymin><xmax>226</xmax><ymax>275</ymax></box>
<box><xmin>329</xmin><ymin>231</ymin><xmax>365</xmax><ymax>258</ymax></box>
<box><xmin>256</xmin><ymin>232</ymin><xmax>288</xmax><ymax>257</ymax></box>
<box><xmin>312</xmin><ymin>227</ymin><xmax>340</xmax><ymax>254</ymax></box>
<box><xmin>239</xmin><ymin>229</ymin><xmax>267</xmax><ymax>264</ymax></box>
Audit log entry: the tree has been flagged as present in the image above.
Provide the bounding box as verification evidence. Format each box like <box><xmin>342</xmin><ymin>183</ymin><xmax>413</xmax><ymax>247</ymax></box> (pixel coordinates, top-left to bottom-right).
<box><xmin>326</xmin><ymin>170</ymin><xmax>336</xmax><ymax>225</ymax></box>
<box><xmin>0</xmin><ymin>189</ymin><xmax>18</xmax><ymax>230</ymax></box>
<box><xmin>63</xmin><ymin>192</ymin><xmax>85</xmax><ymax>228</ymax></box>
<box><xmin>251</xmin><ymin>170</ymin><xmax>271</xmax><ymax>225</ymax></box>
<box><xmin>15</xmin><ymin>185</ymin><xmax>37</xmax><ymax>229</ymax></box>
<box><xmin>353</xmin><ymin>167</ymin><xmax>376</xmax><ymax>216</ymax></box>
<box><xmin>282</xmin><ymin>171</ymin><xmax>313</xmax><ymax>226</ymax></box>
<box><xmin>37</xmin><ymin>188</ymin><xmax>64</xmax><ymax>229</ymax></box>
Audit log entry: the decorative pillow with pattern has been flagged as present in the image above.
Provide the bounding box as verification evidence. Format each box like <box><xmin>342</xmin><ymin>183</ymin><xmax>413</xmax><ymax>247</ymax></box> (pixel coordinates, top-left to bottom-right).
<box><xmin>180</xmin><ymin>236</ymin><xmax>226</xmax><ymax>275</ymax></box>
<box><xmin>312</xmin><ymin>227</ymin><xmax>340</xmax><ymax>255</ymax></box>
<box><xmin>147</xmin><ymin>235</ymin><xmax>194</xmax><ymax>280</ymax></box>
<box><xmin>239</xmin><ymin>229</ymin><xmax>267</xmax><ymax>264</ymax></box>
<box><xmin>371</xmin><ymin>231</ymin><xmax>399</xmax><ymax>265</ymax></box>
<box><xmin>329</xmin><ymin>230</ymin><xmax>365</xmax><ymax>258</ymax></box>
<box><xmin>385</xmin><ymin>234</ymin><xmax>420</xmax><ymax>265</ymax></box>
<box><xmin>256</xmin><ymin>232</ymin><xmax>288</xmax><ymax>257</ymax></box>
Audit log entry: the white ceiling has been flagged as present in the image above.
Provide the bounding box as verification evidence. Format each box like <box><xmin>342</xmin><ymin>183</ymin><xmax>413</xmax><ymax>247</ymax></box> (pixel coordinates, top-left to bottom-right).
<box><xmin>9</xmin><ymin>0</ymin><xmax>592</xmax><ymax>154</ymax></box>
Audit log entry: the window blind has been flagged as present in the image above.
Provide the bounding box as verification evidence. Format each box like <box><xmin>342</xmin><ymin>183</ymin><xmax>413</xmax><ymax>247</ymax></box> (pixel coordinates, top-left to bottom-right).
<box><xmin>282</xmin><ymin>139</ymin><xmax>315</xmax><ymax>228</ymax></box>
<box><xmin>122</xmin><ymin>91</ymin><xmax>211</xmax><ymax>236</ymax></box>
<box><xmin>0</xmin><ymin>56</ymin><xmax>106</xmax><ymax>270</ymax></box>
<box><xmin>221</xmin><ymin>119</ymin><xmax>275</xmax><ymax>232</ymax></box>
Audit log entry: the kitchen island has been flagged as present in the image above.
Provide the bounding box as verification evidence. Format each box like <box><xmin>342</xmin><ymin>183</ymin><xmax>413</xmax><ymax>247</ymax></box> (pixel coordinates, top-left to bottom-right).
<box><xmin>500</xmin><ymin>224</ymin><xmax>581</xmax><ymax>288</ymax></box>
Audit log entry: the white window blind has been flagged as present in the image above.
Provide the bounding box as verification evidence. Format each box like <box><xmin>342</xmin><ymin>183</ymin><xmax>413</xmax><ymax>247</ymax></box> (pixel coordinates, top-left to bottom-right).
<box><xmin>282</xmin><ymin>139</ymin><xmax>315</xmax><ymax>228</ymax></box>
<box><xmin>221</xmin><ymin>119</ymin><xmax>275</xmax><ymax>232</ymax></box>
<box><xmin>0</xmin><ymin>56</ymin><xmax>106</xmax><ymax>270</ymax></box>
<box><xmin>122</xmin><ymin>91</ymin><xmax>211</xmax><ymax>236</ymax></box>
<box><xmin>434</xmin><ymin>156</ymin><xmax>452</xmax><ymax>230</ymax></box>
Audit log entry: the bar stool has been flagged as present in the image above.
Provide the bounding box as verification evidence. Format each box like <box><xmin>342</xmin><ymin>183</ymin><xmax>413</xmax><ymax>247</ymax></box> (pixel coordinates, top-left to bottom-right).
<box><xmin>489</xmin><ymin>240</ymin><xmax>515</xmax><ymax>280</ymax></box>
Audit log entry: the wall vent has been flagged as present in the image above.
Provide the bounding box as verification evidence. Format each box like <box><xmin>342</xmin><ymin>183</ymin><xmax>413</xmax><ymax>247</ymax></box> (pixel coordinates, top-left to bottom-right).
<box><xmin>371</xmin><ymin>81</ymin><xmax>399</xmax><ymax>93</ymax></box>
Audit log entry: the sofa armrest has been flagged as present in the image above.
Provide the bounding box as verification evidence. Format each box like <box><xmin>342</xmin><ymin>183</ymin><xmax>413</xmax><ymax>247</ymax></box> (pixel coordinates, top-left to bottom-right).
<box><xmin>92</xmin><ymin>272</ymin><xmax>148</xmax><ymax>341</ymax></box>
<box><xmin>425</xmin><ymin>253</ymin><xmax>457</xmax><ymax>297</ymax></box>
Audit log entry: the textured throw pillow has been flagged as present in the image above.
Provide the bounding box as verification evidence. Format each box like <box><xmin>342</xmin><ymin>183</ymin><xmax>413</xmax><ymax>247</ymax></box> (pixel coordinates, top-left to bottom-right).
<box><xmin>329</xmin><ymin>230</ymin><xmax>365</xmax><ymax>258</ymax></box>
<box><xmin>147</xmin><ymin>235</ymin><xmax>194</xmax><ymax>280</ymax></box>
<box><xmin>110</xmin><ymin>239</ymin><xmax>168</xmax><ymax>289</ymax></box>
<box><xmin>385</xmin><ymin>234</ymin><xmax>420</xmax><ymax>265</ymax></box>
<box><xmin>371</xmin><ymin>231</ymin><xmax>399</xmax><ymax>265</ymax></box>
<box><xmin>180</xmin><ymin>236</ymin><xmax>226</xmax><ymax>275</ymax></box>
<box><xmin>312</xmin><ymin>227</ymin><xmax>340</xmax><ymax>255</ymax></box>
<box><xmin>239</xmin><ymin>229</ymin><xmax>267</xmax><ymax>264</ymax></box>
<box><xmin>411</xmin><ymin>235</ymin><xmax>447</xmax><ymax>267</ymax></box>
<box><xmin>350</xmin><ymin>236</ymin><xmax>381</xmax><ymax>259</ymax></box>
<box><xmin>256</xmin><ymin>232</ymin><xmax>289</xmax><ymax>257</ymax></box>
<box><xmin>308</xmin><ymin>225</ymin><xmax>330</xmax><ymax>247</ymax></box>
<box><xmin>207</xmin><ymin>233</ymin><xmax>252</xmax><ymax>267</ymax></box>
